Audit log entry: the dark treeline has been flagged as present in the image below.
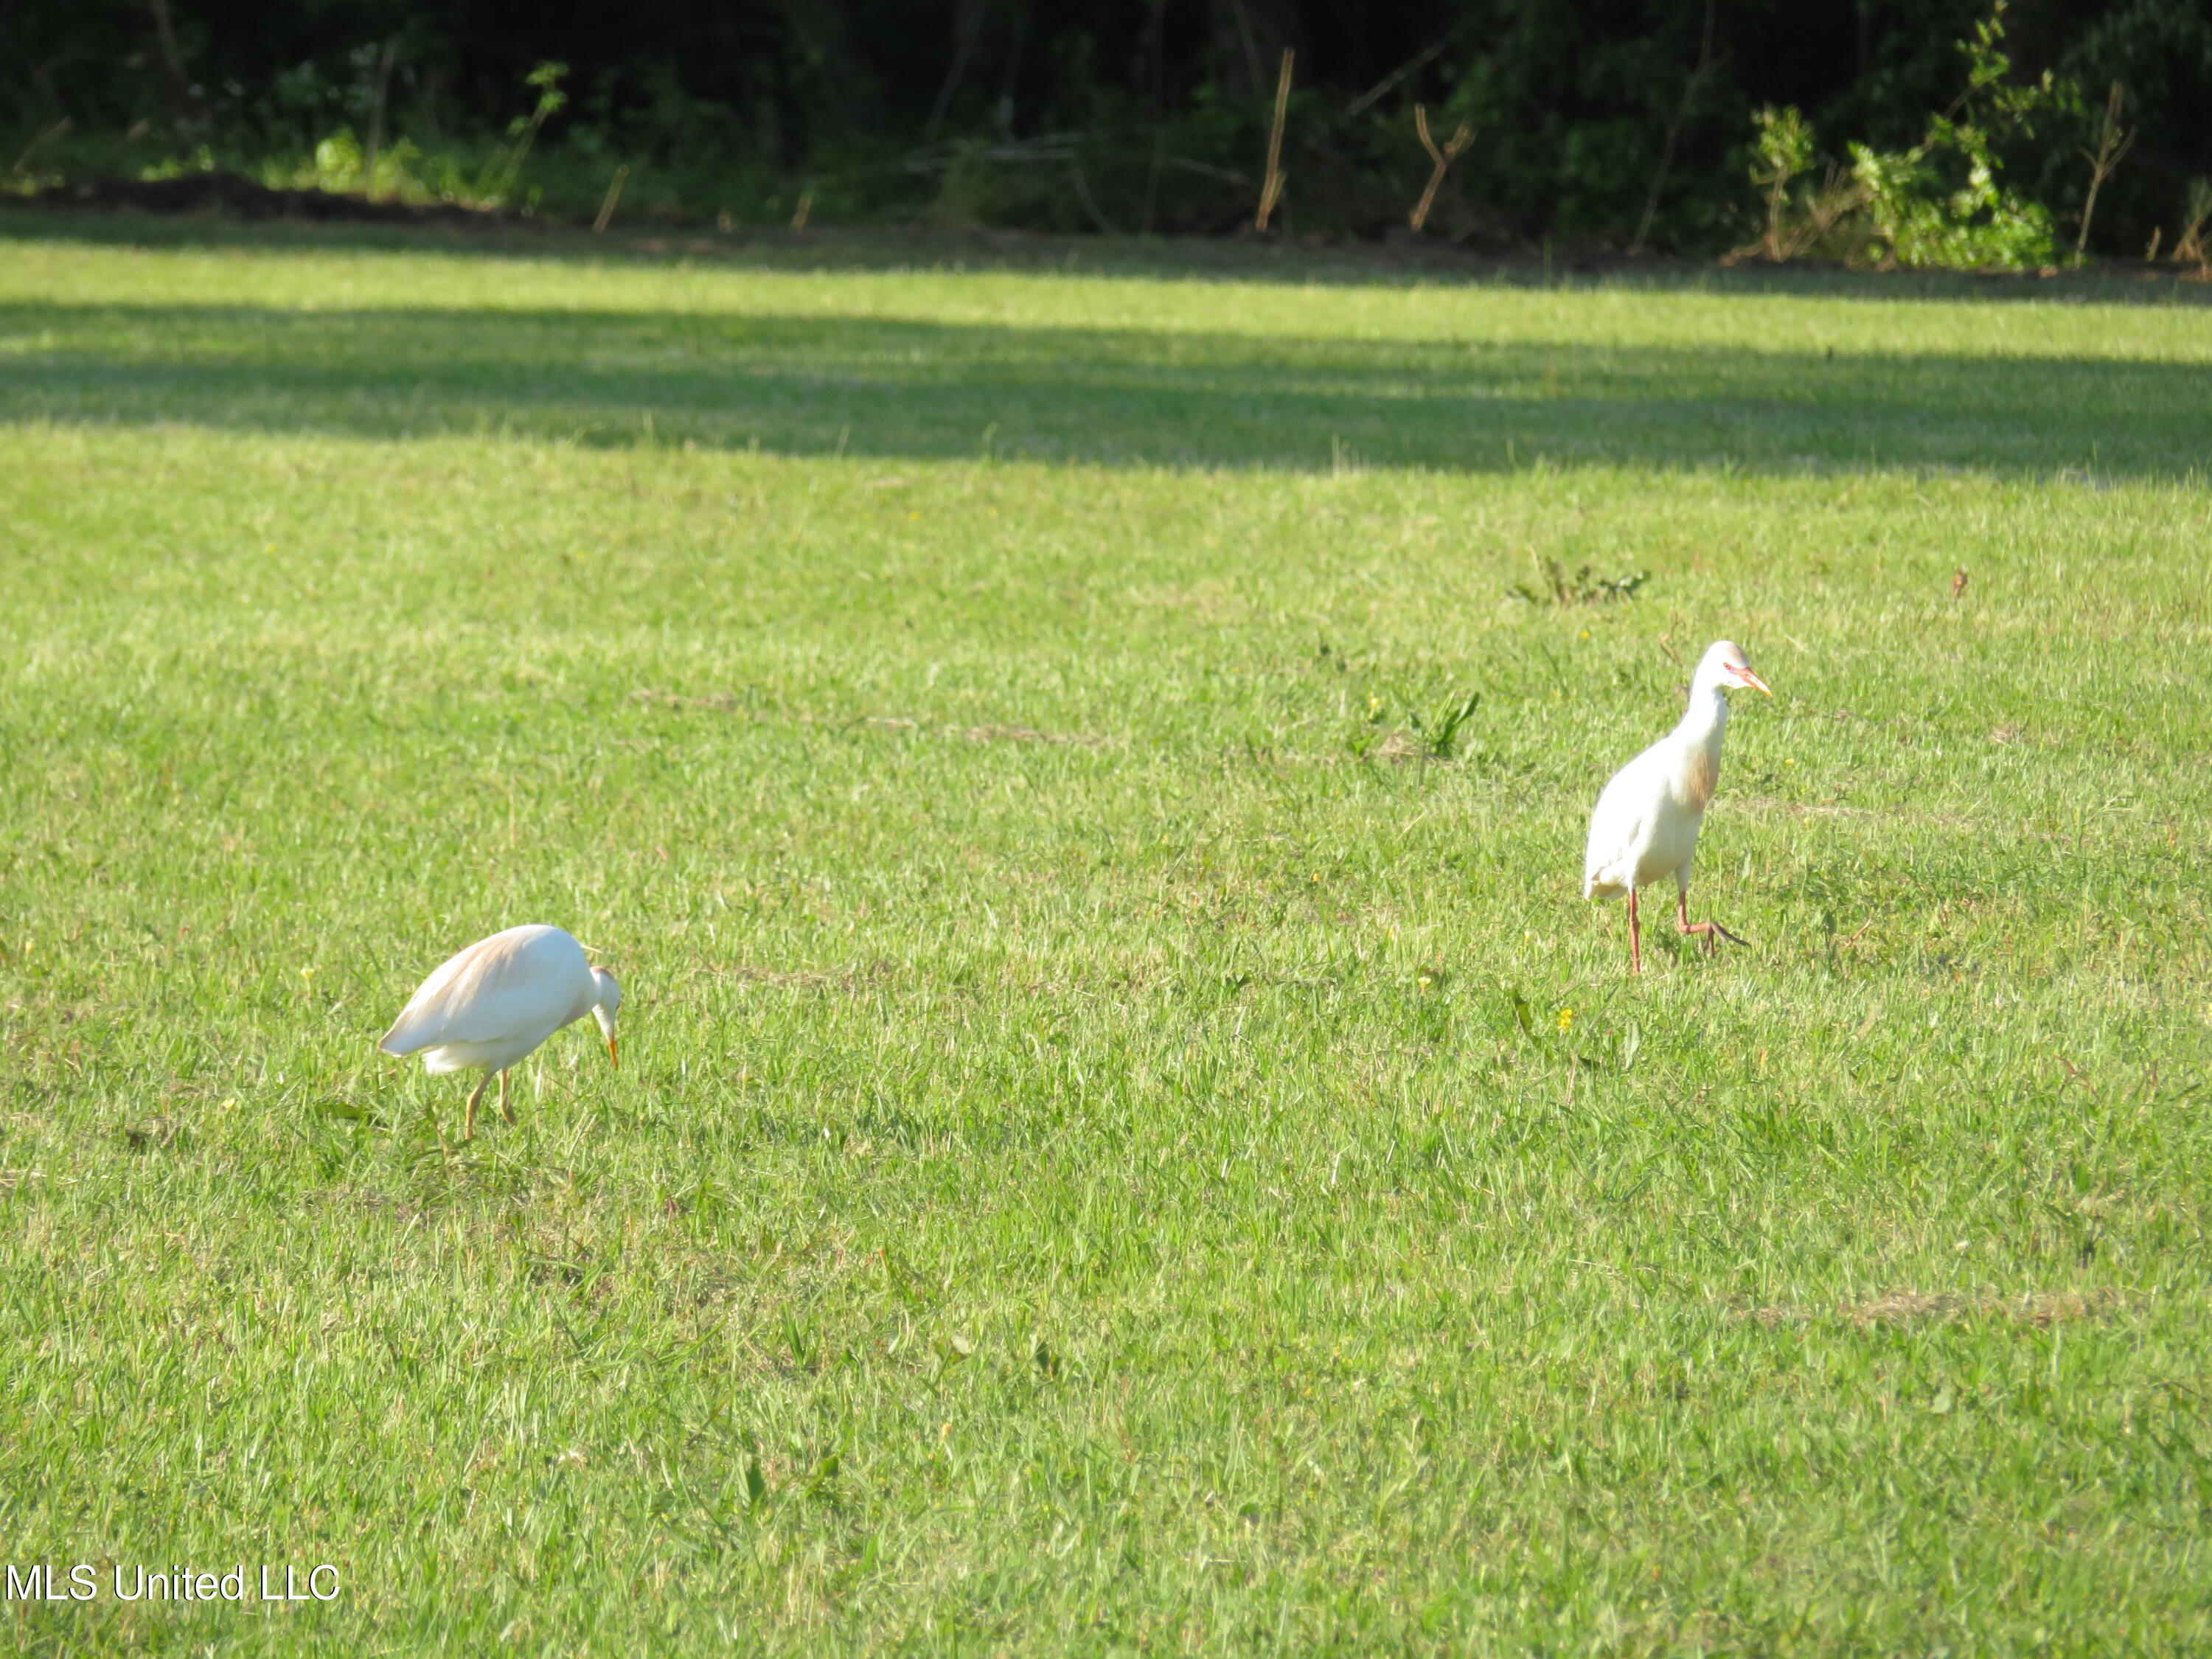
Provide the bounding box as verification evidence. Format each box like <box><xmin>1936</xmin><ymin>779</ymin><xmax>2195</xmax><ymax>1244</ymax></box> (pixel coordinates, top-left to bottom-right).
<box><xmin>5</xmin><ymin>0</ymin><xmax>2210</xmax><ymax>257</ymax></box>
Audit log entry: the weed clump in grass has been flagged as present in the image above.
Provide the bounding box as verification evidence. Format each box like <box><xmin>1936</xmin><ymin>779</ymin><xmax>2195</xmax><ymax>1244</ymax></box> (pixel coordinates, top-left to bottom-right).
<box><xmin>1511</xmin><ymin>557</ymin><xmax>1650</xmax><ymax>608</ymax></box>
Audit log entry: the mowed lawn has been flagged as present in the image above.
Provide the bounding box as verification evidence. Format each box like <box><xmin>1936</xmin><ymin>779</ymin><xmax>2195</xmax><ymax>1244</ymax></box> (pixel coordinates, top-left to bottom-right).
<box><xmin>1</xmin><ymin>220</ymin><xmax>2210</xmax><ymax>1656</ymax></box>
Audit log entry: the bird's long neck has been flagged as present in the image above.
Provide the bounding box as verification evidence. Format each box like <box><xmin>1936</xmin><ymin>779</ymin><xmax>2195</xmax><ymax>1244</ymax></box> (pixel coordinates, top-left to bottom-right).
<box><xmin>1674</xmin><ymin>681</ymin><xmax>1728</xmax><ymax>755</ymax></box>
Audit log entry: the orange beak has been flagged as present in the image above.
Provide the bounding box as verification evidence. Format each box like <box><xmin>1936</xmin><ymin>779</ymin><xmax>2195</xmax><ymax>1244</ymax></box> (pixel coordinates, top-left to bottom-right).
<box><xmin>1737</xmin><ymin>667</ymin><xmax>1773</xmax><ymax>696</ymax></box>
<box><xmin>606</xmin><ymin>1037</ymin><xmax>619</xmax><ymax>1068</ymax></box>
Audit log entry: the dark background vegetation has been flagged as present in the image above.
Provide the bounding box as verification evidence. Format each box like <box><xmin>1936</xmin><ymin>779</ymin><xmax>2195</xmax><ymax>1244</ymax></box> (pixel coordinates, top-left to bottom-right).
<box><xmin>4</xmin><ymin>0</ymin><xmax>2210</xmax><ymax>254</ymax></box>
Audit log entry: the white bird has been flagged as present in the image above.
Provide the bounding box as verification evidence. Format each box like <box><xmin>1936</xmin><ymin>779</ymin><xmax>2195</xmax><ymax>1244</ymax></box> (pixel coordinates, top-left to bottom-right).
<box><xmin>1583</xmin><ymin>641</ymin><xmax>1771</xmax><ymax>975</ymax></box>
<box><xmin>378</xmin><ymin>925</ymin><xmax>621</xmax><ymax>1138</ymax></box>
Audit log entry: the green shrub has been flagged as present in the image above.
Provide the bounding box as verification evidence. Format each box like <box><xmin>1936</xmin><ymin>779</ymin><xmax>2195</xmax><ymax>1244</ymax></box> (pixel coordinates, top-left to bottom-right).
<box><xmin>1739</xmin><ymin>3</ymin><xmax>2060</xmax><ymax>271</ymax></box>
<box><xmin>1850</xmin><ymin>135</ymin><xmax>2055</xmax><ymax>270</ymax></box>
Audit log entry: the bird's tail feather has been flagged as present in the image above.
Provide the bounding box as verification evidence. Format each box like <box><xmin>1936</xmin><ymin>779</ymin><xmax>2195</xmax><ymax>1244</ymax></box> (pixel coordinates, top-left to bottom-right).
<box><xmin>377</xmin><ymin>1013</ymin><xmax>431</xmax><ymax>1056</ymax></box>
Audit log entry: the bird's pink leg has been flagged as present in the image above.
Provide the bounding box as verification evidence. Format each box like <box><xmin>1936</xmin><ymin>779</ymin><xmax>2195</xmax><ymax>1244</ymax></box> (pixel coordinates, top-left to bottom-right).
<box><xmin>1676</xmin><ymin>888</ymin><xmax>1747</xmax><ymax>955</ymax></box>
<box><xmin>1627</xmin><ymin>887</ymin><xmax>1641</xmax><ymax>976</ymax></box>
<box><xmin>463</xmin><ymin>1072</ymin><xmax>491</xmax><ymax>1140</ymax></box>
<box><xmin>499</xmin><ymin>1068</ymin><xmax>515</xmax><ymax>1125</ymax></box>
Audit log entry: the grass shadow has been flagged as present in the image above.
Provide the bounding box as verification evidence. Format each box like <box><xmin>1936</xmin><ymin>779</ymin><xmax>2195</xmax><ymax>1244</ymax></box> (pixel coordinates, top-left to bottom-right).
<box><xmin>3</xmin><ymin>296</ymin><xmax>2206</xmax><ymax>479</ymax></box>
<box><xmin>7</xmin><ymin>206</ymin><xmax>2212</xmax><ymax>310</ymax></box>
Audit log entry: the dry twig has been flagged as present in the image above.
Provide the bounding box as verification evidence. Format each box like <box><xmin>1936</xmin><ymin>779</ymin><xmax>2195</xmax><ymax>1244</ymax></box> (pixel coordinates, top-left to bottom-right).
<box><xmin>5</xmin><ymin>117</ymin><xmax>70</xmax><ymax>184</ymax></box>
<box><xmin>2075</xmin><ymin>81</ymin><xmax>2135</xmax><ymax>257</ymax></box>
<box><xmin>1255</xmin><ymin>48</ymin><xmax>1293</xmax><ymax>233</ymax></box>
<box><xmin>1346</xmin><ymin>21</ymin><xmax>1473</xmax><ymax>119</ymax></box>
<box><xmin>363</xmin><ymin>38</ymin><xmax>397</xmax><ymax>200</ymax></box>
<box><xmin>1632</xmin><ymin>0</ymin><xmax>1722</xmax><ymax>254</ymax></box>
<box><xmin>594</xmin><ymin>164</ymin><xmax>630</xmax><ymax>233</ymax></box>
<box><xmin>1408</xmin><ymin>105</ymin><xmax>1472</xmax><ymax>234</ymax></box>
<box><xmin>2174</xmin><ymin>179</ymin><xmax>2212</xmax><ymax>273</ymax></box>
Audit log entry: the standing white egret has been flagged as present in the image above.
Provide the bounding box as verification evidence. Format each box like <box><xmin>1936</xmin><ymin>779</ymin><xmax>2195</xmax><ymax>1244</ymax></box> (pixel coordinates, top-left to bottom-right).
<box><xmin>378</xmin><ymin>924</ymin><xmax>621</xmax><ymax>1138</ymax></box>
<box><xmin>1583</xmin><ymin>640</ymin><xmax>1771</xmax><ymax>975</ymax></box>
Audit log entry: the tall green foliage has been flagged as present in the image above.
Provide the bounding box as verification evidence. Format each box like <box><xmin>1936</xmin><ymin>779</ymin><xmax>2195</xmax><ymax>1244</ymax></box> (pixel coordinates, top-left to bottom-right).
<box><xmin>4</xmin><ymin>0</ymin><xmax>2207</xmax><ymax>253</ymax></box>
<box><xmin>1849</xmin><ymin>4</ymin><xmax>2059</xmax><ymax>268</ymax></box>
<box><xmin>1745</xmin><ymin>4</ymin><xmax>2063</xmax><ymax>271</ymax></box>
<box><xmin>1848</xmin><ymin>143</ymin><xmax>2055</xmax><ymax>269</ymax></box>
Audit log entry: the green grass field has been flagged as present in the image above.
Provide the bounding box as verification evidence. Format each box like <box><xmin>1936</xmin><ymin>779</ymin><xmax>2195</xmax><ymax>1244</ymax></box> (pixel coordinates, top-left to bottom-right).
<box><xmin>2</xmin><ymin>218</ymin><xmax>2210</xmax><ymax>1655</ymax></box>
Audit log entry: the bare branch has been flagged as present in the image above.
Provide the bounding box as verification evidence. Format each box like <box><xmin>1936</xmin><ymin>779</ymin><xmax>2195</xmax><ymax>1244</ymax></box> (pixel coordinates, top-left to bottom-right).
<box><xmin>1255</xmin><ymin>48</ymin><xmax>1293</xmax><ymax>233</ymax></box>
<box><xmin>1408</xmin><ymin>104</ymin><xmax>1473</xmax><ymax>234</ymax></box>
<box><xmin>1632</xmin><ymin>0</ymin><xmax>1722</xmax><ymax>255</ymax></box>
<box><xmin>2075</xmin><ymin>80</ymin><xmax>2135</xmax><ymax>257</ymax></box>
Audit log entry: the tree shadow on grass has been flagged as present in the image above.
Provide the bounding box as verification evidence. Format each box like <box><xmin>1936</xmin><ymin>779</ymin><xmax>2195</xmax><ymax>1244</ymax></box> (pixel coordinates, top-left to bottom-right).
<box><xmin>9</xmin><ymin>207</ymin><xmax>2212</xmax><ymax>311</ymax></box>
<box><xmin>1</xmin><ymin>299</ymin><xmax>2205</xmax><ymax>479</ymax></box>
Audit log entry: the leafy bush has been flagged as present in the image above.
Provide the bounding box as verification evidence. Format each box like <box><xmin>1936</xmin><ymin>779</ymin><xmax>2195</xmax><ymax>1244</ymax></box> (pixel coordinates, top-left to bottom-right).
<box><xmin>1739</xmin><ymin>105</ymin><xmax>1868</xmax><ymax>263</ymax></box>
<box><xmin>261</xmin><ymin>128</ymin><xmax>431</xmax><ymax>204</ymax></box>
<box><xmin>1849</xmin><ymin>136</ymin><xmax>2054</xmax><ymax>269</ymax></box>
<box><xmin>1737</xmin><ymin>4</ymin><xmax>2059</xmax><ymax>271</ymax></box>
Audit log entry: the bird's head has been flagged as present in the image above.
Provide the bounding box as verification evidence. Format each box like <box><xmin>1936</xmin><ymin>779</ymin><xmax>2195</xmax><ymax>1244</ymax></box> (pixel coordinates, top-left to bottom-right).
<box><xmin>1699</xmin><ymin>640</ymin><xmax>1771</xmax><ymax>698</ymax></box>
<box><xmin>590</xmin><ymin>967</ymin><xmax>621</xmax><ymax>1067</ymax></box>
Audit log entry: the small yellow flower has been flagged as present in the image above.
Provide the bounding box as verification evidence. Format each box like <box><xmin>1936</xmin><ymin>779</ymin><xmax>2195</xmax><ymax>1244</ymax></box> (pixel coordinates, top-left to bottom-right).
<box><xmin>1556</xmin><ymin>1007</ymin><xmax>1575</xmax><ymax>1034</ymax></box>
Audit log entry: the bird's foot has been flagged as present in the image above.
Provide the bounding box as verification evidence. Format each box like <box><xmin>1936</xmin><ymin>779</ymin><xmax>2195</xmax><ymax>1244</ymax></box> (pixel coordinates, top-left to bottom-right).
<box><xmin>1679</xmin><ymin>918</ymin><xmax>1749</xmax><ymax>954</ymax></box>
<box><xmin>463</xmin><ymin>1074</ymin><xmax>491</xmax><ymax>1141</ymax></box>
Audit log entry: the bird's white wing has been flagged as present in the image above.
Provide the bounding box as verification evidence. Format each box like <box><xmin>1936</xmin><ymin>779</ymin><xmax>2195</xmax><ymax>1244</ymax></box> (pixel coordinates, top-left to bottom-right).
<box><xmin>1583</xmin><ymin>740</ymin><xmax>1667</xmax><ymax>886</ymax></box>
<box><xmin>378</xmin><ymin>926</ymin><xmax>589</xmax><ymax>1055</ymax></box>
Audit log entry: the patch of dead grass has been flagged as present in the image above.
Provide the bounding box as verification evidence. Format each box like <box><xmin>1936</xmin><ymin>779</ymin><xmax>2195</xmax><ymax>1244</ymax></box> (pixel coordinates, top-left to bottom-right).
<box><xmin>1731</xmin><ymin>1287</ymin><xmax>2127</xmax><ymax>1329</ymax></box>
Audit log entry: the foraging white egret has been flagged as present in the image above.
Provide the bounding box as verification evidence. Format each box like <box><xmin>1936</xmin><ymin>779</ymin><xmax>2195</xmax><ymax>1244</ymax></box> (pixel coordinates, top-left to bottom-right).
<box><xmin>378</xmin><ymin>925</ymin><xmax>620</xmax><ymax>1138</ymax></box>
<box><xmin>1583</xmin><ymin>641</ymin><xmax>1771</xmax><ymax>975</ymax></box>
